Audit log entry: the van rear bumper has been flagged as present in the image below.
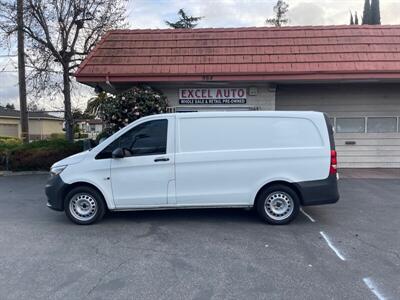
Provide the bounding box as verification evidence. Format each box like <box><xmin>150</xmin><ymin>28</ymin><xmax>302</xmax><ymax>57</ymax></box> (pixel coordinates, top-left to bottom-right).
<box><xmin>295</xmin><ymin>173</ymin><xmax>339</xmax><ymax>206</ymax></box>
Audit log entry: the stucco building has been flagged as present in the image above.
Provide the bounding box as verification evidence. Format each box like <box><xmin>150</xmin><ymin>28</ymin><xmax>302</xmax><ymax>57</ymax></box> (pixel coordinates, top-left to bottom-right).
<box><xmin>75</xmin><ymin>119</ymin><xmax>104</xmax><ymax>139</ymax></box>
<box><xmin>0</xmin><ymin>107</ymin><xmax>63</xmax><ymax>140</ymax></box>
<box><xmin>76</xmin><ymin>25</ymin><xmax>400</xmax><ymax>168</ymax></box>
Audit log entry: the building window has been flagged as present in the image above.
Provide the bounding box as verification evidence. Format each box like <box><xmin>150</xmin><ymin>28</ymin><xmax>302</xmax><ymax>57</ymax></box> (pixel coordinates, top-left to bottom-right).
<box><xmin>367</xmin><ymin>117</ymin><xmax>397</xmax><ymax>133</ymax></box>
<box><xmin>90</xmin><ymin>125</ymin><xmax>96</xmax><ymax>132</ymax></box>
<box><xmin>336</xmin><ymin>118</ymin><xmax>365</xmax><ymax>133</ymax></box>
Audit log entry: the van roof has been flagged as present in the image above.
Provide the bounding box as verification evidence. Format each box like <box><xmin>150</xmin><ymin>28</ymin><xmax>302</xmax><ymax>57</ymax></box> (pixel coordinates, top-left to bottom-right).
<box><xmin>150</xmin><ymin>111</ymin><xmax>323</xmax><ymax>119</ymax></box>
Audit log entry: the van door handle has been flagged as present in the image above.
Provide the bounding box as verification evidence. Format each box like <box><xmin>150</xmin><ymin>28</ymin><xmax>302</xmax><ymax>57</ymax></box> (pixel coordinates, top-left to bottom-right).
<box><xmin>154</xmin><ymin>157</ymin><xmax>169</xmax><ymax>162</ymax></box>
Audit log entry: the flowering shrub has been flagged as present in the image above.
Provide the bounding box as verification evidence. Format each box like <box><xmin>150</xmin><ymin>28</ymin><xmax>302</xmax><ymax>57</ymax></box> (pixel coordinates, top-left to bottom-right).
<box><xmin>86</xmin><ymin>86</ymin><xmax>168</xmax><ymax>134</ymax></box>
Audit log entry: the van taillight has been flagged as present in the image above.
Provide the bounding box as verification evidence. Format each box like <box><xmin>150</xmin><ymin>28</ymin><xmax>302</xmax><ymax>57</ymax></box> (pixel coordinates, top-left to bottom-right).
<box><xmin>330</xmin><ymin>150</ymin><xmax>337</xmax><ymax>175</ymax></box>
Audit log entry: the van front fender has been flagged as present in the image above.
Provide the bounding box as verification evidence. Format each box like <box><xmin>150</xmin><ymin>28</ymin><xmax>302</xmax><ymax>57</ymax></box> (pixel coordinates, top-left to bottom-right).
<box><xmin>60</xmin><ymin>175</ymin><xmax>116</xmax><ymax>210</ymax></box>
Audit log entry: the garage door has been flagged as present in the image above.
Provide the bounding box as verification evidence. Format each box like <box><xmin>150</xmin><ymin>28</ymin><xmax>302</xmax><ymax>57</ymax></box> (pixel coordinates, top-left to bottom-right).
<box><xmin>0</xmin><ymin>124</ymin><xmax>19</xmax><ymax>137</ymax></box>
<box><xmin>276</xmin><ymin>83</ymin><xmax>400</xmax><ymax>168</ymax></box>
<box><xmin>331</xmin><ymin>117</ymin><xmax>400</xmax><ymax>168</ymax></box>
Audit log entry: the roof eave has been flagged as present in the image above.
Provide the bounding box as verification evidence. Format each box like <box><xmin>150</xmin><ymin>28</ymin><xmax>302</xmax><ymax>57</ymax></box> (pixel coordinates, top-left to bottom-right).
<box><xmin>0</xmin><ymin>115</ymin><xmax>62</xmax><ymax>121</ymax></box>
<box><xmin>76</xmin><ymin>72</ymin><xmax>400</xmax><ymax>84</ymax></box>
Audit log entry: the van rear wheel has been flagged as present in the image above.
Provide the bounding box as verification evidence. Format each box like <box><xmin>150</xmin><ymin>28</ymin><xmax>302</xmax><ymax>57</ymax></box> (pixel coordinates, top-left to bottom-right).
<box><xmin>64</xmin><ymin>186</ymin><xmax>105</xmax><ymax>225</ymax></box>
<box><xmin>256</xmin><ymin>185</ymin><xmax>300</xmax><ymax>225</ymax></box>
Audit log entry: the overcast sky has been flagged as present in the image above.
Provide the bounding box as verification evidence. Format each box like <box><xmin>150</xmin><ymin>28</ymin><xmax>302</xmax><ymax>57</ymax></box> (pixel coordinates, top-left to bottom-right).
<box><xmin>1</xmin><ymin>0</ymin><xmax>400</xmax><ymax>110</ymax></box>
<box><xmin>128</xmin><ymin>0</ymin><xmax>400</xmax><ymax>29</ymax></box>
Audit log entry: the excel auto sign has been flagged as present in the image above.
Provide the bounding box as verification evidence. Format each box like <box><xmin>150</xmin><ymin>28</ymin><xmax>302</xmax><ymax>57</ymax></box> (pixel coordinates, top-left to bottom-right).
<box><xmin>179</xmin><ymin>88</ymin><xmax>247</xmax><ymax>105</ymax></box>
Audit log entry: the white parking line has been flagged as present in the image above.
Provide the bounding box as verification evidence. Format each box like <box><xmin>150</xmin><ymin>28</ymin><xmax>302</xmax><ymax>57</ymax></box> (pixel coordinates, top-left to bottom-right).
<box><xmin>319</xmin><ymin>231</ymin><xmax>346</xmax><ymax>261</ymax></box>
<box><xmin>300</xmin><ymin>208</ymin><xmax>316</xmax><ymax>223</ymax></box>
<box><xmin>363</xmin><ymin>277</ymin><xmax>386</xmax><ymax>300</ymax></box>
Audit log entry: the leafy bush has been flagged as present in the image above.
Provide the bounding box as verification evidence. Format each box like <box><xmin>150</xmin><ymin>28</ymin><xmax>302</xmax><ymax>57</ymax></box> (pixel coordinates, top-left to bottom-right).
<box><xmin>0</xmin><ymin>137</ymin><xmax>22</xmax><ymax>170</ymax></box>
<box><xmin>2</xmin><ymin>139</ymin><xmax>83</xmax><ymax>171</ymax></box>
<box><xmin>95</xmin><ymin>128</ymin><xmax>113</xmax><ymax>144</ymax></box>
<box><xmin>0</xmin><ymin>136</ymin><xmax>22</xmax><ymax>150</ymax></box>
<box><xmin>49</xmin><ymin>133</ymin><xmax>65</xmax><ymax>140</ymax></box>
<box><xmin>74</xmin><ymin>132</ymin><xmax>88</xmax><ymax>139</ymax></box>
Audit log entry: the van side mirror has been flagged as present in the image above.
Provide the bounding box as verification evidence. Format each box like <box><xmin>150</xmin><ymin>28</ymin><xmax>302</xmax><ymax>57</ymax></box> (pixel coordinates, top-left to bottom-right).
<box><xmin>112</xmin><ymin>147</ymin><xmax>125</xmax><ymax>159</ymax></box>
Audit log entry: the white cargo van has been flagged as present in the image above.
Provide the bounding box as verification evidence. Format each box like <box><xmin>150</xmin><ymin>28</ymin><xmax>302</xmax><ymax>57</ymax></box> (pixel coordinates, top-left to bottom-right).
<box><xmin>46</xmin><ymin>111</ymin><xmax>339</xmax><ymax>225</ymax></box>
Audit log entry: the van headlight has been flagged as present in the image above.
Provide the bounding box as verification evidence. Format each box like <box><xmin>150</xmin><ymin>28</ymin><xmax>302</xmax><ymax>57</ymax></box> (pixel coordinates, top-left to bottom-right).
<box><xmin>50</xmin><ymin>165</ymin><xmax>67</xmax><ymax>176</ymax></box>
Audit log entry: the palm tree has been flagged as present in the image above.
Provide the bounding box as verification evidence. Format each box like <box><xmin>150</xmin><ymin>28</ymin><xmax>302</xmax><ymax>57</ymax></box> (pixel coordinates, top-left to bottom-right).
<box><xmin>85</xmin><ymin>92</ymin><xmax>109</xmax><ymax>117</ymax></box>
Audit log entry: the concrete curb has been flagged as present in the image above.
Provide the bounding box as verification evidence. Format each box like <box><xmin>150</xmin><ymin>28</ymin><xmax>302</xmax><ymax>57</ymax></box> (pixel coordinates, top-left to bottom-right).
<box><xmin>0</xmin><ymin>171</ymin><xmax>49</xmax><ymax>176</ymax></box>
<box><xmin>338</xmin><ymin>168</ymin><xmax>400</xmax><ymax>179</ymax></box>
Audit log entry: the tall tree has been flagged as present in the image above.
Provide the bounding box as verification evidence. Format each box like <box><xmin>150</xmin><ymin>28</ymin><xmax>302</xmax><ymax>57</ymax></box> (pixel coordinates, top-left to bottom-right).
<box><xmin>362</xmin><ymin>0</ymin><xmax>371</xmax><ymax>25</ymax></box>
<box><xmin>27</xmin><ymin>101</ymin><xmax>42</xmax><ymax>111</ymax></box>
<box><xmin>266</xmin><ymin>0</ymin><xmax>289</xmax><ymax>27</ymax></box>
<box><xmin>72</xmin><ymin>108</ymin><xmax>94</xmax><ymax>120</ymax></box>
<box><xmin>17</xmin><ymin>0</ymin><xmax>29</xmax><ymax>143</ymax></box>
<box><xmin>165</xmin><ymin>9</ymin><xmax>203</xmax><ymax>29</ymax></box>
<box><xmin>370</xmin><ymin>0</ymin><xmax>381</xmax><ymax>25</ymax></box>
<box><xmin>5</xmin><ymin>103</ymin><xmax>15</xmax><ymax>109</ymax></box>
<box><xmin>355</xmin><ymin>11</ymin><xmax>359</xmax><ymax>25</ymax></box>
<box><xmin>0</xmin><ymin>0</ymin><xmax>127</xmax><ymax>142</ymax></box>
<box><xmin>350</xmin><ymin>11</ymin><xmax>354</xmax><ymax>25</ymax></box>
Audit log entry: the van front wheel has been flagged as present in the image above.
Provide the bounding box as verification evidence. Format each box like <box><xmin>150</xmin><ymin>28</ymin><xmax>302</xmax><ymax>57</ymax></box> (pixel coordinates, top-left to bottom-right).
<box><xmin>256</xmin><ymin>185</ymin><xmax>300</xmax><ymax>225</ymax></box>
<box><xmin>64</xmin><ymin>186</ymin><xmax>105</xmax><ymax>225</ymax></box>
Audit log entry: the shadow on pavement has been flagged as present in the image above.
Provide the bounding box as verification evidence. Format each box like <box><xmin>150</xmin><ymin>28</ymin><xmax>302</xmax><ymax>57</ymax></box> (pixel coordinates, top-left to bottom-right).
<box><xmin>100</xmin><ymin>207</ymin><xmax>311</xmax><ymax>226</ymax></box>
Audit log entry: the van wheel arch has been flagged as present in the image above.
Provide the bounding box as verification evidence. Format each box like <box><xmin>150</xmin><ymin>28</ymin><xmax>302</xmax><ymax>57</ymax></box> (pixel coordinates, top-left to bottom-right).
<box><xmin>254</xmin><ymin>181</ymin><xmax>303</xmax><ymax>207</ymax></box>
<box><xmin>62</xmin><ymin>182</ymin><xmax>108</xmax><ymax>211</ymax></box>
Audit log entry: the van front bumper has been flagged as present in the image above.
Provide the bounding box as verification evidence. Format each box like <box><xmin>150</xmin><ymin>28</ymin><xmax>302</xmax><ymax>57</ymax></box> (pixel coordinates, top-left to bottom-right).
<box><xmin>45</xmin><ymin>175</ymin><xmax>69</xmax><ymax>211</ymax></box>
<box><xmin>295</xmin><ymin>173</ymin><xmax>339</xmax><ymax>206</ymax></box>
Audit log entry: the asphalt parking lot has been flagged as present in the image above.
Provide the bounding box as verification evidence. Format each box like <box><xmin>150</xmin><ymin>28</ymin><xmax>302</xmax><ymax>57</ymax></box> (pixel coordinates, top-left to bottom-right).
<box><xmin>0</xmin><ymin>174</ymin><xmax>399</xmax><ymax>300</ymax></box>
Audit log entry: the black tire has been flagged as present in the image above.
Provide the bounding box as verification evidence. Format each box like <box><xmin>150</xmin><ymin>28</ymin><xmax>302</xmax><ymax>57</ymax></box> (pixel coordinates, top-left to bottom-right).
<box><xmin>256</xmin><ymin>184</ymin><xmax>300</xmax><ymax>225</ymax></box>
<box><xmin>64</xmin><ymin>186</ymin><xmax>106</xmax><ymax>225</ymax></box>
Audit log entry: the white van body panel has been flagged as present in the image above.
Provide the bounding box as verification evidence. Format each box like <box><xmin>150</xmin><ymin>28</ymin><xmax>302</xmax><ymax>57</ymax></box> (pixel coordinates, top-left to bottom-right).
<box><xmin>55</xmin><ymin>111</ymin><xmax>332</xmax><ymax>210</ymax></box>
<box><xmin>59</xmin><ymin>114</ymin><xmax>176</xmax><ymax>210</ymax></box>
<box><xmin>174</xmin><ymin>112</ymin><xmax>330</xmax><ymax>206</ymax></box>
<box><xmin>60</xmin><ymin>155</ymin><xmax>115</xmax><ymax>208</ymax></box>
<box><xmin>54</xmin><ymin>150</ymin><xmax>89</xmax><ymax>166</ymax></box>
<box><xmin>109</xmin><ymin>116</ymin><xmax>175</xmax><ymax>208</ymax></box>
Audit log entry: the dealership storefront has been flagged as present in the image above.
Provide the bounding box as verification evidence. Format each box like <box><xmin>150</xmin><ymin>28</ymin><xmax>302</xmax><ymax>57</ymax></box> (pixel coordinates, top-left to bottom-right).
<box><xmin>154</xmin><ymin>83</ymin><xmax>400</xmax><ymax>168</ymax></box>
<box><xmin>76</xmin><ymin>25</ymin><xmax>400</xmax><ymax>168</ymax></box>
<box><xmin>163</xmin><ymin>86</ymin><xmax>274</xmax><ymax>112</ymax></box>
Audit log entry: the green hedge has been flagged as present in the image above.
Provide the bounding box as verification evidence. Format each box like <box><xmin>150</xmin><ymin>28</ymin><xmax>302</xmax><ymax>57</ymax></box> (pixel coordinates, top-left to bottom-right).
<box><xmin>0</xmin><ymin>137</ymin><xmax>22</xmax><ymax>170</ymax></box>
<box><xmin>49</xmin><ymin>133</ymin><xmax>65</xmax><ymax>140</ymax></box>
<box><xmin>0</xmin><ymin>138</ymin><xmax>83</xmax><ymax>171</ymax></box>
<box><xmin>74</xmin><ymin>133</ymin><xmax>89</xmax><ymax>139</ymax></box>
<box><xmin>0</xmin><ymin>136</ymin><xmax>22</xmax><ymax>150</ymax></box>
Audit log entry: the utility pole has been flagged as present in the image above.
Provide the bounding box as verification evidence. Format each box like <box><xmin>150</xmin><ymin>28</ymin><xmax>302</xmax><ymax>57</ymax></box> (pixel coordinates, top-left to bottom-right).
<box><xmin>17</xmin><ymin>0</ymin><xmax>29</xmax><ymax>143</ymax></box>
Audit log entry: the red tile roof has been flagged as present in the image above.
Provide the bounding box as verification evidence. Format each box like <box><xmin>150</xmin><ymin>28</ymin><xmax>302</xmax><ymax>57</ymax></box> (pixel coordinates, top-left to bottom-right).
<box><xmin>75</xmin><ymin>25</ymin><xmax>400</xmax><ymax>83</ymax></box>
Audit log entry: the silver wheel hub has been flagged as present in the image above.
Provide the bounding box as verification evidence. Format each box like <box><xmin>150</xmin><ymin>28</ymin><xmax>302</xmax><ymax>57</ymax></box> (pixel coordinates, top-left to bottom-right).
<box><xmin>69</xmin><ymin>194</ymin><xmax>97</xmax><ymax>221</ymax></box>
<box><xmin>264</xmin><ymin>192</ymin><xmax>294</xmax><ymax>221</ymax></box>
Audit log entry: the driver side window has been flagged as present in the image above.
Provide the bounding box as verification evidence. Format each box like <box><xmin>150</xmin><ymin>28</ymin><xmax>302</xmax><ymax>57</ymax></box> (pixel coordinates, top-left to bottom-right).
<box><xmin>96</xmin><ymin>119</ymin><xmax>168</xmax><ymax>159</ymax></box>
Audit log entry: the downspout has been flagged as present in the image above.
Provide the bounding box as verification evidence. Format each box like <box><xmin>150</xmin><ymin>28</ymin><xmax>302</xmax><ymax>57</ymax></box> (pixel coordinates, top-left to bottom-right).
<box><xmin>106</xmin><ymin>73</ymin><xmax>115</xmax><ymax>92</ymax></box>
